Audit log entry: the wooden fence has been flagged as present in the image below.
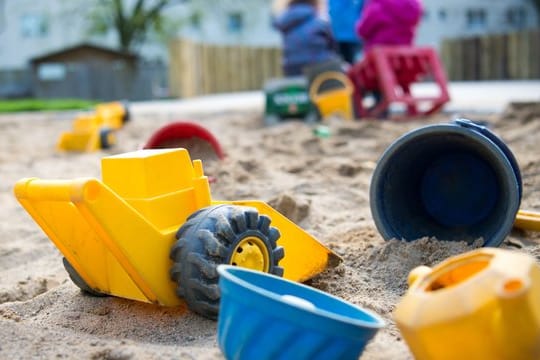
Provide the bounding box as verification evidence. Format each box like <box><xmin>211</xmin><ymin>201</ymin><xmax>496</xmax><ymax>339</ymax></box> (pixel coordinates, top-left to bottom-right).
<box><xmin>169</xmin><ymin>38</ymin><xmax>283</xmax><ymax>98</ymax></box>
<box><xmin>441</xmin><ymin>30</ymin><xmax>540</xmax><ymax>81</ymax></box>
<box><xmin>169</xmin><ymin>30</ymin><xmax>540</xmax><ymax>97</ymax></box>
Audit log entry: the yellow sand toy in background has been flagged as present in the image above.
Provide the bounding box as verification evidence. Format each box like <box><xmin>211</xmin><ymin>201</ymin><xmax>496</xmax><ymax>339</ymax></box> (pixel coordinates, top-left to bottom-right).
<box><xmin>14</xmin><ymin>148</ymin><xmax>340</xmax><ymax>319</ymax></box>
<box><xmin>309</xmin><ymin>71</ymin><xmax>354</xmax><ymax>121</ymax></box>
<box><xmin>514</xmin><ymin>209</ymin><xmax>540</xmax><ymax>232</ymax></box>
<box><xmin>56</xmin><ymin>101</ymin><xmax>129</xmax><ymax>152</ymax></box>
<box><xmin>394</xmin><ymin>248</ymin><xmax>540</xmax><ymax>360</ymax></box>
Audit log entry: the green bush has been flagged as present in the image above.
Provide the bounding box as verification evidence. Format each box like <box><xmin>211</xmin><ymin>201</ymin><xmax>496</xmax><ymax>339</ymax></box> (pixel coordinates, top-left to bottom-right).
<box><xmin>0</xmin><ymin>99</ymin><xmax>97</xmax><ymax>113</ymax></box>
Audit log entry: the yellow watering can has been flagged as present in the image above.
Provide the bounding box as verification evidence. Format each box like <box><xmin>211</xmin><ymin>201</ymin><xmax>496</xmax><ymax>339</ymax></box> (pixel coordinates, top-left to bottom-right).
<box><xmin>394</xmin><ymin>248</ymin><xmax>540</xmax><ymax>360</ymax></box>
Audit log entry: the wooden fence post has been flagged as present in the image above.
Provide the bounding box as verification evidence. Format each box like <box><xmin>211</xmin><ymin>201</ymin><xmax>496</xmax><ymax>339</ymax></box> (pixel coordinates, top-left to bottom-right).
<box><xmin>168</xmin><ymin>38</ymin><xmax>358</xmax><ymax>96</ymax></box>
<box><xmin>530</xmin><ymin>30</ymin><xmax>540</xmax><ymax>79</ymax></box>
<box><xmin>168</xmin><ymin>39</ymin><xmax>181</xmax><ymax>98</ymax></box>
<box><xmin>440</xmin><ymin>30</ymin><xmax>539</xmax><ymax>81</ymax></box>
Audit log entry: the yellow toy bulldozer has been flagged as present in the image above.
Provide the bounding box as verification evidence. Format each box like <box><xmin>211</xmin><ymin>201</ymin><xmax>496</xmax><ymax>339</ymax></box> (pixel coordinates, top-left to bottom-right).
<box><xmin>56</xmin><ymin>101</ymin><xmax>130</xmax><ymax>152</ymax></box>
<box><xmin>14</xmin><ymin>148</ymin><xmax>340</xmax><ymax>319</ymax></box>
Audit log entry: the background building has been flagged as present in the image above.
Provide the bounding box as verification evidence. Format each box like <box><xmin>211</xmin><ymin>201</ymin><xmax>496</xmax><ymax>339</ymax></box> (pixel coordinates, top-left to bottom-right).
<box><xmin>417</xmin><ymin>0</ymin><xmax>538</xmax><ymax>47</ymax></box>
<box><xmin>0</xmin><ymin>0</ymin><xmax>538</xmax><ymax>99</ymax></box>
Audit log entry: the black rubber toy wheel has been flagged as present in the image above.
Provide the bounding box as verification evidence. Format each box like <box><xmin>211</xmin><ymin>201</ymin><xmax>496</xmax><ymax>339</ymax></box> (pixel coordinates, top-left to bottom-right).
<box><xmin>62</xmin><ymin>258</ymin><xmax>107</xmax><ymax>297</ymax></box>
<box><xmin>121</xmin><ymin>101</ymin><xmax>130</xmax><ymax>124</ymax></box>
<box><xmin>169</xmin><ymin>204</ymin><xmax>285</xmax><ymax>319</ymax></box>
<box><xmin>99</xmin><ymin>127</ymin><xmax>115</xmax><ymax>149</ymax></box>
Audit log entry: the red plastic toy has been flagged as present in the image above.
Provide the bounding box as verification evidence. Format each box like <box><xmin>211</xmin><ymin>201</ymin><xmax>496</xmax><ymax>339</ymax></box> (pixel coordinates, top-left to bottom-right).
<box><xmin>347</xmin><ymin>46</ymin><xmax>450</xmax><ymax>119</ymax></box>
<box><xmin>143</xmin><ymin>121</ymin><xmax>225</xmax><ymax>160</ymax></box>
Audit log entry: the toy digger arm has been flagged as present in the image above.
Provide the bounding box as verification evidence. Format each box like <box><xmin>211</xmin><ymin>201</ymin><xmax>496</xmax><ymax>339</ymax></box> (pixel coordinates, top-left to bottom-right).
<box><xmin>15</xmin><ymin>178</ymin><xmax>93</xmax><ymax>202</ymax></box>
<box><xmin>14</xmin><ymin>177</ymin><xmax>106</xmax><ymax>298</ymax></box>
<box><xmin>14</xmin><ymin>177</ymin><xmax>181</xmax><ymax>306</ymax></box>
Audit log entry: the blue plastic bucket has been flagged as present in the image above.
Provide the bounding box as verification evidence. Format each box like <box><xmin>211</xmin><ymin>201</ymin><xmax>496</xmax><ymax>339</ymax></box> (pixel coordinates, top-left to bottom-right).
<box><xmin>217</xmin><ymin>265</ymin><xmax>385</xmax><ymax>360</ymax></box>
<box><xmin>370</xmin><ymin>119</ymin><xmax>522</xmax><ymax>247</ymax></box>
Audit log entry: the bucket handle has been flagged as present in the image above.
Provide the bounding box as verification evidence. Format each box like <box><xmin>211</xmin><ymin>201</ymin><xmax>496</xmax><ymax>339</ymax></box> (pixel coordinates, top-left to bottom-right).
<box><xmin>455</xmin><ymin>119</ymin><xmax>522</xmax><ymax>199</ymax></box>
<box><xmin>308</xmin><ymin>71</ymin><xmax>354</xmax><ymax>100</ymax></box>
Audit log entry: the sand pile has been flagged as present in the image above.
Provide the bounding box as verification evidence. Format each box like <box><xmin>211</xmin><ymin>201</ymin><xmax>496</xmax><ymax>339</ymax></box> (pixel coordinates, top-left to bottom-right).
<box><xmin>0</xmin><ymin>102</ymin><xmax>538</xmax><ymax>359</ymax></box>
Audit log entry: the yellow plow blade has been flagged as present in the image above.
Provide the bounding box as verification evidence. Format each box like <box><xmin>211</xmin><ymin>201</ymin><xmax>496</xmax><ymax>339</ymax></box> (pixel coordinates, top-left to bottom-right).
<box><xmin>219</xmin><ymin>200</ymin><xmax>342</xmax><ymax>282</ymax></box>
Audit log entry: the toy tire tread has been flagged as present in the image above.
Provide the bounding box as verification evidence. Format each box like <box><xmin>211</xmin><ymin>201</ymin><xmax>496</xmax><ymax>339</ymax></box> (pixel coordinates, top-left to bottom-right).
<box><xmin>121</xmin><ymin>101</ymin><xmax>130</xmax><ymax>123</ymax></box>
<box><xmin>99</xmin><ymin>128</ymin><xmax>114</xmax><ymax>149</ymax></box>
<box><xmin>169</xmin><ymin>204</ymin><xmax>284</xmax><ymax>319</ymax></box>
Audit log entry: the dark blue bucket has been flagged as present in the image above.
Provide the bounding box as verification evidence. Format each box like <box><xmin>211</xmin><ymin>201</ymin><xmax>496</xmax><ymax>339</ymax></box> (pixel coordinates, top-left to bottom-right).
<box><xmin>370</xmin><ymin>119</ymin><xmax>522</xmax><ymax>247</ymax></box>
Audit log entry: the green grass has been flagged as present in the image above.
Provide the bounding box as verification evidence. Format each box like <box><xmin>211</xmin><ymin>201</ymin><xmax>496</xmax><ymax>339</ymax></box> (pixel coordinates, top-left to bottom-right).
<box><xmin>0</xmin><ymin>99</ymin><xmax>98</xmax><ymax>113</ymax></box>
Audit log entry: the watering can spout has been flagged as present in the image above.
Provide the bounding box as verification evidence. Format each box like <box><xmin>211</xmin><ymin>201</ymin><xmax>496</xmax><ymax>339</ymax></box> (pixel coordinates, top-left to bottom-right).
<box><xmin>407</xmin><ymin>265</ymin><xmax>432</xmax><ymax>287</ymax></box>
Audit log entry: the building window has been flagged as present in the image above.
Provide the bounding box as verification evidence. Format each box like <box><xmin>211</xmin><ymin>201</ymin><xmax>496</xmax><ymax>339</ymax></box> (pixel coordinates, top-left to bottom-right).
<box><xmin>0</xmin><ymin>0</ymin><xmax>5</xmax><ymax>32</ymax></box>
<box><xmin>227</xmin><ymin>12</ymin><xmax>243</xmax><ymax>33</ymax></box>
<box><xmin>466</xmin><ymin>8</ymin><xmax>486</xmax><ymax>30</ymax></box>
<box><xmin>506</xmin><ymin>7</ymin><xmax>527</xmax><ymax>28</ymax></box>
<box><xmin>438</xmin><ymin>9</ymin><xmax>447</xmax><ymax>21</ymax></box>
<box><xmin>37</xmin><ymin>63</ymin><xmax>66</xmax><ymax>81</ymax></box>
<box><xmin>189</xmin><ymin>11</ymin><xmax>201</xmax><ymax>30</ymax></box>
<box><xmin>21</xmin><ymin>14</ymin><xmax>48</xmax><ymax>38</ymax></box>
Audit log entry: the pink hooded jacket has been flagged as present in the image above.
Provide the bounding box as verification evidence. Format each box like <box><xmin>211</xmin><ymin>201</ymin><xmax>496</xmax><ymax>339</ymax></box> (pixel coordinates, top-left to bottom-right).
<box><xmin>355</xmin><ymin>0</ymin><xmax>423</xmax><ymax>51</ymax></box>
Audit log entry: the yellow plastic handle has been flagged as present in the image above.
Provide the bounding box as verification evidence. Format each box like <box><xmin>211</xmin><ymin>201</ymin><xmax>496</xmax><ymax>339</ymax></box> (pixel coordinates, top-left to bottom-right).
<box><xmin>514</xmin><ymin>209</ymin><xmax>540</xmax><ymax>232</ymax></box>
<box><xmin>308</xmin><ymin>71</ymin><xmax>354</xmax><ymax>100</ymax></box>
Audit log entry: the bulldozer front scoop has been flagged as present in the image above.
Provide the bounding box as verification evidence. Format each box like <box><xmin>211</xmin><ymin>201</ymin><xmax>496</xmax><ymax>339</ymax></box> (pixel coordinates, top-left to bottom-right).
<box><xmin>217</xmin><ymin>200</ymin><xmax>341</xmax><ymax>282</ymax></box>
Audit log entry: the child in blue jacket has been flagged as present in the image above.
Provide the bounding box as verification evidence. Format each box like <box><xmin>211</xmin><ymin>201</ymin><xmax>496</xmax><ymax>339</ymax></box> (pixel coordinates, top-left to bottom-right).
<box><xmin>272</xmin><ymin>0</ymin><xmax>339</xmax><ymax>76</ymax></box>
<box><xmin>328</xmin><ymin>0</ymin><xmax>364</xmax><ymax>64</ymax></box>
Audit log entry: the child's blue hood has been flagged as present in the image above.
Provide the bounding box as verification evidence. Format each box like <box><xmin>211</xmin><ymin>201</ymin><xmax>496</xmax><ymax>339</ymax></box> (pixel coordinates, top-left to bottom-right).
<box><xmin>273</xmin><ymin>4</ymin><xmax>316</xmax><ymax>32</ymax></box>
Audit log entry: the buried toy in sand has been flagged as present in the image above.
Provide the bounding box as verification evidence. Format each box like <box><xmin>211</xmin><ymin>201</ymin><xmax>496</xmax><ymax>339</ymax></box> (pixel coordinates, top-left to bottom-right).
<box><xmin>372</xmin><ymin>119</ymin><xmax>540</xmax><ymax>359</ymax></box>
<box><xmin>56</xmin><ymin>100</ymin><xmax>224</xmax><ymax>163</ymax></box>
<box><xmin>14</xmin><ymin>146</ymin><xmax>387</xmax><ymax>360</ymax></box>
<box><xmin>370</xmin><ymin>118</ymin><xmax>540</xmax><ymax>242</ymax></box>
<box><xmin>56</xmin><ymin>101</ymin><xmax>130</xmax><ymax>152</ymax></box>
<box><xmin>142</xmin><ymin>121</ymin><xmax>225</xmax><ymax>162</ymax></box>
<box><xmin>14</xmin><ymin>148</ymin><xmax>340</xmax><ymax>320</ymax></box>
<box><xmin>216</xmin><ymin>265</ymin><xmax>385</xmax><ymax>360</ymax></box>
<box><xmin>370</xmin><ymin>119</ymin><xmax>523</xmax><ymax>247</ymax></box>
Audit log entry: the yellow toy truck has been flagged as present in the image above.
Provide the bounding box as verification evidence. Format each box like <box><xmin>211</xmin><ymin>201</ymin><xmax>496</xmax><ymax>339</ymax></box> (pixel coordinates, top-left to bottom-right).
<box><xmin>57</xmin><ymin>101</ymin><xmax>130</xmax><ymax>152</ymax></box>
<box><xmin>14</xmin><ymin>148</ymin><xmax>339</xmax><ymax>319</ymax></box>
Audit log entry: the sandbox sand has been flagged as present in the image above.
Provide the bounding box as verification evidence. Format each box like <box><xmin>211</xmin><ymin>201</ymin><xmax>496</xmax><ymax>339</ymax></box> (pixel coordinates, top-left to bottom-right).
<box><xmin>0</xmin><ymin>101</ymin><xmax>539</xmax><ymax>359</ymax></box>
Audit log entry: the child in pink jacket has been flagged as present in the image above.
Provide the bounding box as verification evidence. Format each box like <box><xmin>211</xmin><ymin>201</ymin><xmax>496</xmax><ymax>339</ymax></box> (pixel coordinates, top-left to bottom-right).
<box><xmin>355</xmin><ymin>0</ymin><xmax>423</xmax><ymax>51</ymax></box>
